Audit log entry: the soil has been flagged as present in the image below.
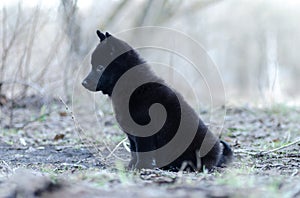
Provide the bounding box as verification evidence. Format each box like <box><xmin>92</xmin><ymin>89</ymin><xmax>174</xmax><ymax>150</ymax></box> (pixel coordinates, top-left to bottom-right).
<box><xmin>0</xmin><ymin>95</ymin><xmax>299</xmax><ymax>198</ymax></box>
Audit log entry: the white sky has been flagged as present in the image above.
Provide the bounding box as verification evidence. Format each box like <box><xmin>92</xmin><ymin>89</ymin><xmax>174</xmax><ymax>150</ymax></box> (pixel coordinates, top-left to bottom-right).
<box><xmin>0</xmin><ymin>0</ymin><xmax>93</xmax><ymax>10</ymax></box>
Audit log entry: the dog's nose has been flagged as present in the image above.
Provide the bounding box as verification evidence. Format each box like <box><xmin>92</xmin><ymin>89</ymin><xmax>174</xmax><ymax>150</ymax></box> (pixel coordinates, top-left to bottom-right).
<box><xmin>82</xmin><ymin>80</ymin><xmax>88</xmax><ymax>86</ymax></box>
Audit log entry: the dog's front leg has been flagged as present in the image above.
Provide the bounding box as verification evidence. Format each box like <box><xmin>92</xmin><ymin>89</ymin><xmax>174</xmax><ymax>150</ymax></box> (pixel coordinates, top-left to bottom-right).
<box><xmin>134</xmin><ymin>137</ymin><xmax>155</xmax><ymax>169</ymax></box>
<box><xmin>127</xmin><ymin>134</ymin><xmax>138</xmax><ymax>169</ymax></box>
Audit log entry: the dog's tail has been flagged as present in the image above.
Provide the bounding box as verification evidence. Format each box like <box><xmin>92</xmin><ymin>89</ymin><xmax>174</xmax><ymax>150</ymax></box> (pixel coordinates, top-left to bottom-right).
<box><xmin>217</xmin><ymin>140</ymin><xmax>233</xmax><ymax>167</ymax></box>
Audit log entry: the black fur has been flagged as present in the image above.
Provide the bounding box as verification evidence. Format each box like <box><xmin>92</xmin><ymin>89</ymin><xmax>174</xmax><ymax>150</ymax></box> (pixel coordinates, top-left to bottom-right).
<box><xmin>82</xmin><ymin>30</ymin><xmax>233</xmax><ymax>171</ymax></box>
<box><xmin>96</xmin><ymin>30</ymin><xmax>105</xmax><ymax>41</ymax></box>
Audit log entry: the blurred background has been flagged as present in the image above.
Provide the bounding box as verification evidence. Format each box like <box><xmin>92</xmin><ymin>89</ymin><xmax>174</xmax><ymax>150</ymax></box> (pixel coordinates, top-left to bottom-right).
<box><xmin>1</xmin><ymin>0</ymin><xmax>300</xmax><ymax>107</ymax></box>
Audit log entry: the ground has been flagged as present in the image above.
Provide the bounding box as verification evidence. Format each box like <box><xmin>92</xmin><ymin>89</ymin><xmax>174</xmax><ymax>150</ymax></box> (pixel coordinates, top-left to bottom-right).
<box><xmin>0</xmin><ymin>95</ymin><xmax>299</xmax><ymax>198</ymax></box>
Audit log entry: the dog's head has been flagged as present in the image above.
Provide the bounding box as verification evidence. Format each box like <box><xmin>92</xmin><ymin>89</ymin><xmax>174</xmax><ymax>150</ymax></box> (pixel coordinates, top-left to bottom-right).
<box><xmin>82</xmin><ymin>30</ymin><xmax>133</xmax><ymax>95</ymax></box>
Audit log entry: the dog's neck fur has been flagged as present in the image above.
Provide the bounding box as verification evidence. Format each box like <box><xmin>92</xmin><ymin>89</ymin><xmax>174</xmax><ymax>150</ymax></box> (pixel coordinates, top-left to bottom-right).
<box><xmin>105</xmin><ymin>50</ymin><xmax>156</xmax><ymax>97</ymax></box>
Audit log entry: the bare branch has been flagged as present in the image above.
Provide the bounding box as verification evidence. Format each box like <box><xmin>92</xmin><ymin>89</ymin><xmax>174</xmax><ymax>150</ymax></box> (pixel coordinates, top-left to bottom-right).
<box><xmin>102</xmin><ymin>0</ymin><xmax>130</xmax><ymax>29</ymax></box>
<box><xmin>134</xmin><ymin>0</ymin><xmax>154</xmax><ymax>27</ymax></box>
<box><xmin>34</xmin><ymin>31</ymin><xmax>66</xmax><ymax>81</ymax></box>
<box><xmin>14</xmin><ymin>112</ymin><xmax>50</xmax><ymax>129</ymax></box>
<box><xmin>1</xmin><ymin>3</ymin><xmax>22</xmax><ymax>67</ymax></box>
<box><xmin>0</xmin><ymin>80</ymin><xmax>45</xmax><ymax>95</ymax></box>
<box><xmin>0</xmin><ymin>6</ymin><xmax>7</xmax><ymax>93</ymax></box>
<box><xmin>159</xmin><ymin>0</ymin><xmax>223</xmax><ymax>25</ymax></box>
<box><xmin>21</xmin><ymin>5</ymin><xmax>41</xmax><ymax>96</ymax></box>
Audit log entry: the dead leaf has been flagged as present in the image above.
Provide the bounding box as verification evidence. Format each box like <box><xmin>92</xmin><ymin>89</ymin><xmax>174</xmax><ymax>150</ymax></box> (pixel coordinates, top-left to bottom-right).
<box><xmin>59</xmin><ymin>111</ymin><xmax>67</xmax><ymax>117</ymax></box>
<box><xmin>54</xmin><ymin>134</ymin><xmax>65</xmax><ymax>141</ymax></box>
<box><xmin>0</xmin><ymin>95</ymin><xmax>7</xmax><ymax>106</ymax></box>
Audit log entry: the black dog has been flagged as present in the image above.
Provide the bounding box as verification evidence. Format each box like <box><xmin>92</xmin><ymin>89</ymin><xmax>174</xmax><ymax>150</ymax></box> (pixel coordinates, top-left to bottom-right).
<box><xmin>82</xmin><ymin>30</ymin><xmax>233</xmax><ymax>171</ymax></box>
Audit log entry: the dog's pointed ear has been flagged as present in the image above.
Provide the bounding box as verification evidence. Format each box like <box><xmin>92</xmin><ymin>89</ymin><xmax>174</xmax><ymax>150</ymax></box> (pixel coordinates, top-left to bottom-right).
<box><xmin>96</xmin><ymin>30</ymin><xmax>106</xmax><ymax>42</ymax></box>
<box><xmin>105</xmin><ymin>32</ymin><xmax>111</xmax><ymax>37</ymax></box>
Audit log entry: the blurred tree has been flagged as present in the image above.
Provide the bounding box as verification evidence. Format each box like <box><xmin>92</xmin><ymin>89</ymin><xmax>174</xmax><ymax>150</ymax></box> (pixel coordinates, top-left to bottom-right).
<box><xmin>59</xmin><ymin>0</ymin><xmax>81</xmax><ymax>102</ymax></box>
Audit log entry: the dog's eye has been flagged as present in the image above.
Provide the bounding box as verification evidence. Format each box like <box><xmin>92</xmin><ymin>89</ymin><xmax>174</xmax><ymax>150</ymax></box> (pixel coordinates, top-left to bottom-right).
<box><xmin>96</xmin><ymin>65</ymin><xmax>104</xmax><ymax>72</ymax></box>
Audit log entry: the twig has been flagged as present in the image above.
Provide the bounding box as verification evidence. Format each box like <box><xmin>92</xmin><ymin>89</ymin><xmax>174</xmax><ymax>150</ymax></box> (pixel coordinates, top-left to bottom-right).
<box><xmin>59</xmin><ymin>97</ymin><xmax>104</xmax><ymax>158</ymax></box>
<box><xmin>235</xmin><ymin>139</ymin><xmax>300</xmax><ymax>157</ymax></box>
<box><xmin>0</xmin><ymin>80</ymin><xmax>47</xmax><ymax>128</ymax></box>
<box><xmin>104</xmin><ymin>140</ymin><xmax>129</xmax><ymax>162</ymax></box>
<box><xmin>59</xmin><ymin>97</ymin><xmax>130</xmax><ymax>162</ymax></box>
<box><xmin>233</xmin><ymin>149</ymin><xmax>258</xmax><ymax>156</ymax></box>
<box><xmin>259</xmin><ymin>138</ymin><xmax>300</xmax><ymax>156</ymax></box>
<box><xmin>106</xmin><ymin>138</ymin><xmax>128</xmax><ymax>159</ymax></box>
<box><xmin>14</xmin><ymin>112</ymin><xmax>50</xmax><ymax>129</ymax></box>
